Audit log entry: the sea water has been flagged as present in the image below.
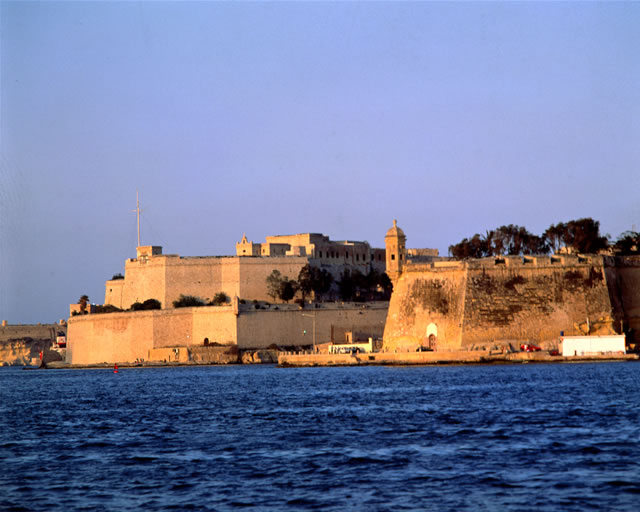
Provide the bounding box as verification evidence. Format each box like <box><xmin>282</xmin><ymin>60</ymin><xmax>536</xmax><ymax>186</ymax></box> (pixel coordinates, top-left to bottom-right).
<box><xmin>1</xmin><ymin>362</ymin><xmax>639</xmax><ymax>511</ymax></box>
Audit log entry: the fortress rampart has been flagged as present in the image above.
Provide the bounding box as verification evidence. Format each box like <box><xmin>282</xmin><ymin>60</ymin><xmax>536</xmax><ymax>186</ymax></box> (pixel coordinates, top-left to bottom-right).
<box><xmin>67</xmin><ymin>302</ymin><xmax>388</xmax><ymax>365</ymax></box>
<box><xmin>105</xmin><ymin>254</ymin><xmax>310</xmax><ymax>309</ymax></box>
<box><xmin>383</xmin><ymin>253</ymin><xmax>640</xmax><ymax>351</ymax></box>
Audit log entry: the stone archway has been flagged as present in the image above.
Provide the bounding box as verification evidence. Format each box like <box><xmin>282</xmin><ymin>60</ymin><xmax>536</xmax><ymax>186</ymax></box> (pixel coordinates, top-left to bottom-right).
<box><xmin>426</xmin><ymin>323</ymin><xmax>438</xmax><ymax>350</ymax></box>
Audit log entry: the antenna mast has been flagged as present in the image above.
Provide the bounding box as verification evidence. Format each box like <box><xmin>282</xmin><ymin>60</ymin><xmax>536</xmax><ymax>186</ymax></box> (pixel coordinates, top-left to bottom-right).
<box><xmin>133</xmin><ymin>190</ymin><xmax>142</xmax><ymax>247</ymax></box>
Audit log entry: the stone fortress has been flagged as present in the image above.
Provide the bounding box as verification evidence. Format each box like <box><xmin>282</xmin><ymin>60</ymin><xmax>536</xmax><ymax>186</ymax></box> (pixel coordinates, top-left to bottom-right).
<box><xmin>104</xmin><ymin>232</ymin><xmax>387</xmax><ymax>310</ymax></box>
<box><xmin>65</xmin><ymin>220</ymin><xmax>640</xmax><ymax>365</ymax></box>
<box><xmin>68</xmin><ymin>228</ymin><xmax>437</xmax><ymax>365</ymax></box>
<box><xmin>382</xmin><ymin>221</ymin><xmax>640</xmax><ymax>352</ymax></box>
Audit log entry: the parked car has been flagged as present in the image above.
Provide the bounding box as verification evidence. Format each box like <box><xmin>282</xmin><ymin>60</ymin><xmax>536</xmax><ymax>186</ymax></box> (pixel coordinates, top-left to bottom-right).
<box><xmin>520</xmin><ymin>343</ymin><xmax>542</xmax><ymax>352</ymax></box>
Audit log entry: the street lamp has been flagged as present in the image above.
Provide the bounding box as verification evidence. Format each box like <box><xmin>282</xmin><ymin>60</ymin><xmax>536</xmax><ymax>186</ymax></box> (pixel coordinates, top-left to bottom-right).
<box><xmin>301</xmin><ymin>312</ymin><xmax>316</xmax><ymax>352</ymax></box>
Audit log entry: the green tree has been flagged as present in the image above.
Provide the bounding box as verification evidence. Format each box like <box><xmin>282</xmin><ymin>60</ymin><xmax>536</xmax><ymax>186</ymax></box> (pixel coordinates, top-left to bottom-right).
<box><xmin>297</xmin><ymin>264</ymin><xmax>334</xmax><ymax>302</ymax></box>
<box><xmin>297</xmin><ymin>264</ymin><xmax>314</xmax><ymax>302</ymax></box>
<box><xmin>266</xmin><ymin>270</ymin><xmax>284</xmax><ymax>302</ymax></box>
<box><xmin>544</xmin><ymin>218</ymin><xmax>608</xmax><ymax>254</ymax></box>
<box><xmin>543</xmin><ymin>222</ymin><xmax>566</xmax><ymax>254</ymax></box>
<box><xmin>313</xmin><ymin>268</ymin><xmax>334</xmax><ymax>301</ymax></box>
<box><xmin>338</xmin><ymin>269</ymin><xmax>363</xmax><ymax>301</ymax></box>
<box><xmin>279</xmin><ymin>279</ymin><xmax>298</xmax><ymax>303</ymax></box>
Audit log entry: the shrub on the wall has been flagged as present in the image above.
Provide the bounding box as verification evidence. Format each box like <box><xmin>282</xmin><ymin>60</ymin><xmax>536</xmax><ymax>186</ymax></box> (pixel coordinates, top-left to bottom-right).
<box><xmin>131</xmin><ymin>299</ymin><xmax>161</xmax><ymax>311</ymax></box>
<box><xmin>209</xmin><ymin>292</ymin><xmax>229</xmax><ymax>306</ymax></box>
<box><xmin>173</xmin><ymin>295</ymin><xmax>206</xmax><ymax>308</ymax></box>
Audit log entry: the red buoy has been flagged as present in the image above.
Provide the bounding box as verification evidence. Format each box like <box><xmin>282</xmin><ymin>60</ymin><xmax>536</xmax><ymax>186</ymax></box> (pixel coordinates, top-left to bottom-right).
<box><xmin>114</xmin><ymin>363</ymin><xmax>118</xmax><ymax>374</ymax></box>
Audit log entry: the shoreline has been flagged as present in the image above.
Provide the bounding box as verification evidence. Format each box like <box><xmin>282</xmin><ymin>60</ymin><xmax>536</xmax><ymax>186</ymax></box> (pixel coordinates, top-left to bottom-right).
<box><xmin>34</xmin><ymin>351</ymin><xmax>639</xmax><ymax>369</ymax></box>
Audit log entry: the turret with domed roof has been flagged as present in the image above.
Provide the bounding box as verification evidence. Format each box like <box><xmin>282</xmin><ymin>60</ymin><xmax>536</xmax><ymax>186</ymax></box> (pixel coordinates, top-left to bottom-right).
<box><xmin>385</xmin><ymin>219</ymin><xmax>406</xmax><ymax>285</ymax></box>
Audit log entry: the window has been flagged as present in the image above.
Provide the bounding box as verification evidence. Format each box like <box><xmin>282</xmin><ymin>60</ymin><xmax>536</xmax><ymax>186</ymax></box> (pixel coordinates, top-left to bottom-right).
<box><xmin>391</xmin><ymin>254</ymin><xmax>396</xmax><ymax>260</ymax></box>
<box><xmin>319</xmin><ymin>251</ymin><xmax>323</xmax><ymax>258</ymax></box>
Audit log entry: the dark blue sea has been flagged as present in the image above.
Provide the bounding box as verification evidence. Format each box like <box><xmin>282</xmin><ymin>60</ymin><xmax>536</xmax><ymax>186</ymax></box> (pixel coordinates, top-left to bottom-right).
<box><xmin>1</xmin><ymin>363</ymin><xmax>639</xmax><ymax>511</ymax></box>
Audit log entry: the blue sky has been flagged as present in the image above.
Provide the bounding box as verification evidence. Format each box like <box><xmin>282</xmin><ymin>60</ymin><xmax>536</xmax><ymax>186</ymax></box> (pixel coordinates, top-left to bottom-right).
<box><xmin>1</xmin><ymin>1</ymin><xmax>639</xmax><ymax>324</ymax></box>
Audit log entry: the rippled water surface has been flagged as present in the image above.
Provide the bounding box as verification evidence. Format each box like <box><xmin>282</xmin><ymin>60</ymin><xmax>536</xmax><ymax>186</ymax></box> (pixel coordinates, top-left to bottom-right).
<box><xmin>1</xmin><ymin>362</ymin><xmax>639</xmax><ymax>511</ymax></box>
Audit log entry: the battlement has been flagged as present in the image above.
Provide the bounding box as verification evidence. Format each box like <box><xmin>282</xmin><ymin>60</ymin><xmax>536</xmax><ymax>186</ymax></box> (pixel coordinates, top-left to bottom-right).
<box><xmin>404</xmin><ymin>254</ymin><xmax>617</xmax><ymax>274</ymax></box>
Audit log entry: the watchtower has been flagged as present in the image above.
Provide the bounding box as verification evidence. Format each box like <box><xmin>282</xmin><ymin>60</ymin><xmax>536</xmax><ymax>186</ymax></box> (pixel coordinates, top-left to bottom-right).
<box><xmin>385</xmin><ymin>219</ymin><xmax>406</xmax><ymax>285</ymax></box>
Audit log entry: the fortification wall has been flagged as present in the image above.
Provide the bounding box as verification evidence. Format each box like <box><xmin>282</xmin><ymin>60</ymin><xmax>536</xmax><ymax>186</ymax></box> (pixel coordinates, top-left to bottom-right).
<box><xmin>237</xmin><ymin>257</ymin><xmax>308</xmax><ymax>301</ymax></box>
<box><xmin>164</xmin><ymin>257</ymin><xmax>241</xmax><ymax>306</ymax></box>
<box><xmin>0</xmin><ymin>323</ymin><xmax>63</xmax><ymax>342</ymax></box>
<box><xmin>120</xmin><ymin>257</ymin><xmax>168</xmax><ymax>308</ymax></box>
<box><xmin>383</xmin><ymin>257</ymin><xmax>623</xmax><ymax>351</ymax></box>
<box><xmin>66</xmin><ymin>302</ymin><xmax>387</xmax><ymax>363</ymax></box>
<box><xmin>67</xmin><ymin>306</ymin><xmax>238</xmax><ymax>364</ymax></box>
<box><xmin>105</xmin><ymin>255</ymin><xmax>311</xmax><ymax>310</ymax></box>
<box><xmin>460</xmin><ymin>262</ymin><xmax>615</xmax><ymax>346</ymax></box>
<box><xmin>236</xmin><ymin>304</ymin><xmax>388</xmax><ymax>349</ymax></box>
<box><xmin>383</xmin><ymin>266</ymin><xmax>467</xmax><ymax>351</ymax></box>
<box><xmin>67</xmin><ymin>311</ymin><xmax>155</xmax><ymax>365</ymax></box>
<box><xmin>614</xmin><ymin>257</ymin><xmax>640</xmax><ymax>344</ymax></box>
<box><xmin>104</xmin><ymin>279</ymin><xmax>125</xmax><ymax>308</ymax></box>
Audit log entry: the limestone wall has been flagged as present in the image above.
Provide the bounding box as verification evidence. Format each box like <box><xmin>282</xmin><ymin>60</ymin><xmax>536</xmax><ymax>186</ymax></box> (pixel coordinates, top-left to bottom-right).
<box><xmin>383</xmin><ymin>267</ymin><xmax>467</xmax><ymax>351</ymax></box>
<box><xmin>105</xmin><ymin>255</ymin><xmax>310</xmax><ymax>310</ymax></box>
<box><xmin>236</xmin><ymin>304</ymin><xmax>388</xmax><ymax>349</ymax></box>
<box><xmin>614</xmin><ymin>257</ymin><xmax>640</xmax><ymax>344</ymax></box>
<box><xmin>66</xmin><ymin>303</ymin><xmax>388</xmax><ymax>364</ymax></box>
<box><xmin>0</xmin><ymin>323</ymin><xmax>62</xmax><ymax>343</ymax></box>
<box><xmin>67</xmin><ymin>311</ymin><xmax>155</xmax><ymax>365</ymax></box>
<box><xmin>67</xmin><ymin>306</ymin><xmax>239</xmax><ymax>364</ymax></box>
<box><xmin>383</xmin><ymin>256</ymin><xmax>625</xmax><ymax>351</ymax></box>
<box><xmin>236</xmin><ymin>257</ymin><xmax>308</xmax><ymax>301</ymax></box>
<box><xmin>460</xmin><ymin>262</ymin><xmax>615</xmax><ymax>345</ymax></box>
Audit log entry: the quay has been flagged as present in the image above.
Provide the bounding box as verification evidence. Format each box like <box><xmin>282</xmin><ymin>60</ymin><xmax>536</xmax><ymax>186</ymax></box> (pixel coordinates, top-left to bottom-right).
<box><xmin>277</xmin><ymin>350</ymin><xmax>639</xmax><ymax>367</ymax></box>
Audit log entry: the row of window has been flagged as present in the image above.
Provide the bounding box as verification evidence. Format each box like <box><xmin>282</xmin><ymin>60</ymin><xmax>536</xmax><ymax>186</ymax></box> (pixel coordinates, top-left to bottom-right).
<box><xmin>316</xmin><ymin>250</ymin><xmax>384</xmax><ymax>262</ymax></box>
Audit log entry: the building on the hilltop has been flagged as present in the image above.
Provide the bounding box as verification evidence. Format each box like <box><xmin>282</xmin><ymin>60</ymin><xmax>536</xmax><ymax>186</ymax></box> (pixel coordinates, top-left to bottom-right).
<box><xmin>237</xmin><ymin>232</ymin><xmax>387</xmax><ymax>269</ymax></box>
<box><xmin>382</xmin><ymin>221</ymin><xmax>640</xmax><ymax>353</ymax></box>
<box><xmin>104</xmin><ymin>231</ymin><xmax>398</xmax><ymax>311</ymax></box>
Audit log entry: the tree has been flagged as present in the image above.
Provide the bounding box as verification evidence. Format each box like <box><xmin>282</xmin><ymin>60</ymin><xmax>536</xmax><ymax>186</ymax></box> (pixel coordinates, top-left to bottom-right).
<box><xmin>78</xmin><ymin>295</ymin><xmax>89</xmax><ymax>314</ymax></box>
<box><xmin>338</xmin><ymin>269</ymin><xmax>361</xmax><ymax>301</ymax></box>
<box><xmin>612</xmin><ymin>231</ymin><xmax>640</xmax><ymax>255</ymax></box>
<box><xmin>297</xmin><ymin>264</ymin><xmax>334</xmax><ymax>302</ymax></box>
<box><xmin>266</xmin><ymin>270</ymin><xmax>283</xmax><ymax>302</ymax></box>
<box><xmin>312</xmin><ymin>268</ymin><xmax>334</xmax><ymax>301</ymax></box>
<box><xmin>266</xmin><ymin>270</ymin><xmax>298</xmax><ymax>303</ymax></box>
<box><xmin>543</xmin><ymin>222</ymin><xmax>566</xmax><ymax>254</ymax></box>
<box><xmin>566</xmin><ymin>218</ymin><xmax>609</xmax><ymax>254</ymax></box>
<box><xmin>297</xmin><ymin>264</ymin><xmax>314</xmax><ymax>302</ymax></box>
<box><xmin>172</xmin><ymin>295</ymin><xmax>206</xmax><ymax>308</ymax></box>
<box><xmin>449</xmin><ymin>234</ymin><xmax>487</xmax><ymax>259</ymax></box>
<box><xmin>279</xmin><ymin>279</ymin><xmax>298</xmax><ymax>303</ymax></box>
<box><xmin>111</xmin><ymin>273</ymin><xmax>124</xmax><ymax>280</ymax></box>
<box><xmin>544</xmin><ymin>218</ymin><xmax>608</xmax><ymax>254</ymax></box>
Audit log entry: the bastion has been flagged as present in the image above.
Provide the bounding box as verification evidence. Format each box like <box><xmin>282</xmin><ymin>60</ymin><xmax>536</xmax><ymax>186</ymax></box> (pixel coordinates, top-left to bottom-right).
<box><xmin>382</xmin><ymin>223</ymin><xmax>640</xmax><ymax>352</ymax></box>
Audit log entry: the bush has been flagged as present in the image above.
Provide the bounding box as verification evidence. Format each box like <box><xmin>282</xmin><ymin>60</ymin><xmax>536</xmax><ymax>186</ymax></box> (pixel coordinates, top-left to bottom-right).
<box><xmin>131</xmin><ymin>299</ymin><xmax>161</xmax><ymax>311</ymax></box>
<box><xmin>209</xmin><ymin>292</ymin><xmax>230</xmax><ymax>306</ymax></box>
<box><xmin>111</xmin><ymin>273</ymin><xmax>124</xmax><ymax>280</ymax></box>
<box><xmin>173</xmin><ymin>295</ymin><xmax>206</xmax><ymax>308</ymax></box>
<box><xmin>94</xmin><ymin>304</ymin><xmax>123</xmax><ymax>314</ymax></box>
